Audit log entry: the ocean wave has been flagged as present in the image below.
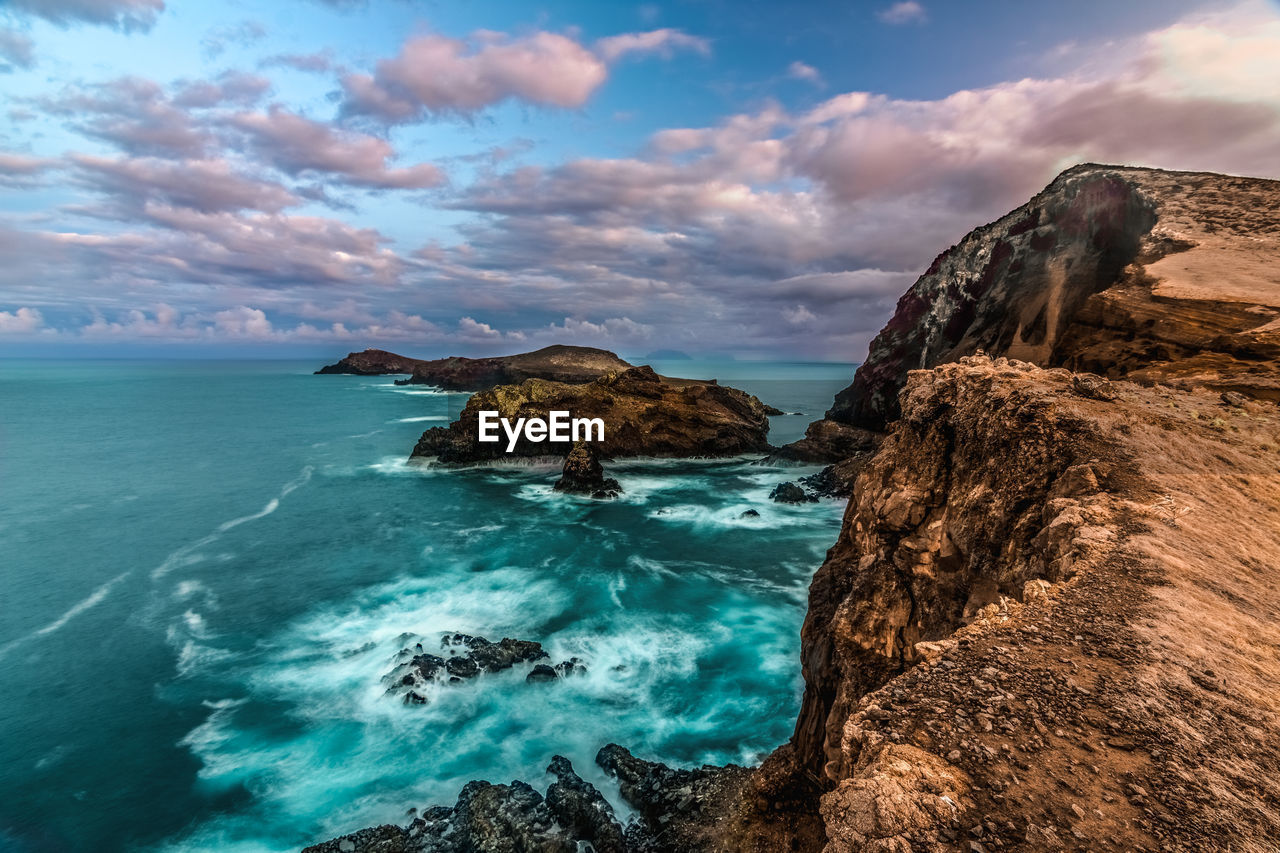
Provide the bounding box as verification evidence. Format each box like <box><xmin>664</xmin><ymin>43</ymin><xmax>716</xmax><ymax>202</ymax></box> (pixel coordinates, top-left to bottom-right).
<box><xmin>391</xmin><ymin>416</ymin><xmax>449</xmax><ymax>423</ymax></box>
<box><xmin>152</xmin><ymin>466</ymin><xmax>313</xmax><ymax>579</ymax></box>
<box><xmin>0</xmin><ymin>570</ymin><xmax>131</xmax><ymax>659</ymax></box>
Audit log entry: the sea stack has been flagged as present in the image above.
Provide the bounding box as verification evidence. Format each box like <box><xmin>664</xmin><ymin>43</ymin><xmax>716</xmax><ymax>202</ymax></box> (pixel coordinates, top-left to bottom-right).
<box><xmin>553</xmin><ymin>443</ymin><xmax>621</xmax><ymax>499</ymax></box>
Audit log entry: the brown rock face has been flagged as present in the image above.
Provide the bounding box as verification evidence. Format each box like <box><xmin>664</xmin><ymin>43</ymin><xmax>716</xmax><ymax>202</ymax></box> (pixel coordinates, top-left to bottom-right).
<box><xmin>827</xmin><ymin>165</ymin><xmax>1280</xmax><ymax>429</ymax></box>
<box><xmin>411</xmin><ymin>366</ymin><xmax>775</xmax><ymax>463</ymax></box>
<box><xmin>791</xmin><ymin>357</ymin><xmax>1131</xmax><ymax>782</ymax></box>
<box><xmin>316</xmin><ymin>344</ymin><xmax>632</xmax><ymax>388</ymax></box>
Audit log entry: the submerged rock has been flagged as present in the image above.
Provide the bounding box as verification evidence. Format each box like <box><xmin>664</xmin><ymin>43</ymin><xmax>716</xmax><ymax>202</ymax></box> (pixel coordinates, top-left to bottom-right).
<box><xmin>553</xmin><ymin>443</ymin><xmax>622</xmax><ymax>498</ymax></box>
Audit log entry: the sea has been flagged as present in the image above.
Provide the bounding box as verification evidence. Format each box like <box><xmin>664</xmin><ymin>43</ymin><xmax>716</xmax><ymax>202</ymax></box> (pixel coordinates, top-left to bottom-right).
<box><xmin>0</xmin><ymin>358</ymin><xmax>854</xmax><ymax>852</ymax></box>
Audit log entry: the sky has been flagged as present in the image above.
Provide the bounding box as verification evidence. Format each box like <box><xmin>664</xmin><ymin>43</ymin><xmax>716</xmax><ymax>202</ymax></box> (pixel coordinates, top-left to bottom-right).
<box><xmin>1</xmin><ymin>0</ymin><xmax>1279</xmax><ymax>360</ymax></box>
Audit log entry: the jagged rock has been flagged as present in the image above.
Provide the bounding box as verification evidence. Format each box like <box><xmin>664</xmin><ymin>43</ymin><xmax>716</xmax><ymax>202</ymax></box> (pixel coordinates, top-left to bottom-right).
<box><xmin>383</xmin><ymin>634</ymin><xmax>553</xmax><ymax>703</ymax></box>
<box><xmin>819</xmin><ymin>744</ymin><xmax>969</xmax><ymax>853</ymax></box>
<box><xmin>740</xmin><ymin>509</ymin><xmax>761</xmax><ymax>518</ymax></box>
<box><xmin>526</xmin><ymin>664</ymin><xmax>558</xmax><ymax>683</ymax></box>
<box><xmin>790</xmin><ymin>358</ymin><xmax>1130</xmax><ymax>782</ymax></box>
<box><xmin>1071</xmin><ymin>373</ymin><xmax>1118</xmax><ymax>401</ymax></box>
<box><xmin>303</xmin><ymin>758</ymin><xmax>627</xmax><ymax>853</ymax></box>
<box><xmin>553</xmin><ymin>443</ymin><xmax>621</xmax><ymax>498</ymax></box>
<box><xmin>768</xmin><ymin>418</ymin><xmax>883</xmax><ymax>464</ymax></box>
<box><xmin>823</xmin><ymin>165</ymin><xmax>1280</xmax><ymax>431</ymax></box>
<box><xmin>769</xmin><ymin>482</ymin><xmax>816</xmax><ymax>504</ymax></box>
<box><xmin>799</xmin><ymin>456</ymin><xmax>871</xmax><ymax>500</ymax></box>
<box><xmin>412</xmin><ymin>366</ymin><xmax>776</xmax><ymax>464</ymax></box>
<box><xmin>544</xmin><ymin>755</ymin><xmax>628</xmax><ymax>853</ymax></box>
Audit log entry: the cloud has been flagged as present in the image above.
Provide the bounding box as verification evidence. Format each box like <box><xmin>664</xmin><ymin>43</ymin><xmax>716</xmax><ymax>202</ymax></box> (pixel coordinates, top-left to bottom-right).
<box><xmin>200</xmin><ymin>19</ymin><xmax>267</xmax><ymax>58</ymax></box>
<box><xmin>877</xmin><ymin>2</ymin><xmax>927</xmax><ymax>25</ymax></box>
<box><xmin>594</xmin><ymin>28</ymin><xmax>710</xmax><ymax>62</ymax></box>
<box><xmin>340</xmin><ymin>30</ymin><xmax>608</xmax><ymax>122</ymax></box>
<box><xmin>38</xmin><ymin>76</ymin><xmax>215</xmax><ymax>157</ymax></box>
<box><xmin>230</xmin><ymin>106</ymin><xmax>444</xmax><ymax>189</ymax></box>
<box><xmin>5</xmin><ymin>0</ymin><xmax>164</xmax><ymax>32</ymax></box>
<box><xmin>0</xmin><ymin>27</ymin><xmax>35</xmax><ymax>71</ymax></box>
<box><xmin>70</xmin><ymin>154</ymin><xmax>299</xmax><ymax>213</ymax></box>
<box><xmin>0</xmin><ymin>152</ymin><xmax>59</xmax><ymax>186</ymax></box>
<box><xmin>172</xmin><ymin>71</ymin><xmax>271</xmax><ymax>108</ymax></box>
<box><xmin>260</xmin><ymin>51</ymin><xmax>334</xmax><ymax>74</ymax></box>
<box><xmin>0</xmin><ymin>307</ymin><xmax>44</xmax><ymax>334</ymax></box>
<box><xmin>787</xmin><ymin>61</ymin><xmax>822</xmax><ymax>86</ymax></box>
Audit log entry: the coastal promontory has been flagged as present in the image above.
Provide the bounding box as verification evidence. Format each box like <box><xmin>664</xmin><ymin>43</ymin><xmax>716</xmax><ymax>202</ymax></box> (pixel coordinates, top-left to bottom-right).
<box><xmin>317</xmin><ymin>344</ymin><xmax>633</xmax><ymax>390</ymax></box>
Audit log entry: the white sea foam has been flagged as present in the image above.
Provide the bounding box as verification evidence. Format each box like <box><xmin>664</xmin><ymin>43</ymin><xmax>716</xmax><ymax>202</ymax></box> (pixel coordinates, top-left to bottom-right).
<box><xmin>152</xmin><ymin>467</ymin><xmax>313</xmax><ymax>579</ymax></box>
<box><xmin>392</xmin><ymin>416</ymin><xmax>449</xmax><ymax>423</ymax></box>
<box><xmin>0</xmin><ymin>570</ymin><xmax>131</xmax><ymax>659</ymax></box>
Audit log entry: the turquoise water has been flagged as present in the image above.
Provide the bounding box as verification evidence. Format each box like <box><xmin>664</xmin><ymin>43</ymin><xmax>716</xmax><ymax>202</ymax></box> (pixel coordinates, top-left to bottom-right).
<box><xmin>0</xmin><ymin>359</ymin><xmax>852</xmax><ymax>852</ymax></box>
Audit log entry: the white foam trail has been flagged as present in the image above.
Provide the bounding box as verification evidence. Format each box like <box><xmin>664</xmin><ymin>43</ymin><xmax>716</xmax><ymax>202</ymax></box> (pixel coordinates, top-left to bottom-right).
<box><xmin>392</xmin><ymin>416</ymin><xmax>449</xmax><ymax>423</ymax></box>
<box><xmin>152</xmin><ymin>467</ymin><xmax>313</xmax><ymax>579</ymax></box>
<box><xmin>0</xmin><ymin>571</ymin><xmax>130</xmax><ymax>659</ymax></box>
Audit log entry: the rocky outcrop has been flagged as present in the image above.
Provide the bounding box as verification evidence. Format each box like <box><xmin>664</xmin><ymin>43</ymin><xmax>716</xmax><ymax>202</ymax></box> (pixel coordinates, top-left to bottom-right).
<box><xmin>383</xmin><ymin>633</ymin><xmax>583</xmax><ymax>705</ymax></box>
<box><xmin>315</xmin><ymin>349</ymin><xmax>426</xmax><ymax>375</ymax></box>
<box><xmin>398</xmin><ymin>345</ymin><xmax>633</xmax><ymax>390</ymax></box>
<box><xmin>553</xmin><ymin>443</ymin><xmax>621</xmax><ymax>498</ymax></box>
<box><xmin>317</xmin><ymin>345</ymin><xmax>632</xmax><ymax>388</ymax></box>
<box><xmin>768</xmin><ymin>419</ymin><xmax>882</xmax><ymax>465</ymax></box>
<box><xmin>411</xmin><ymin>366</ymin><xmax>775</xmax><ymax>464</ymax></box>
<box><xmin>825</xmin><ymin>165</ymin><xmax>1280</xmax><ymax>430</ymax></box>
<box><xmin>303</xmin><ymin>756</ymin><xmax>627</xmax><ymax>853</ymax></box>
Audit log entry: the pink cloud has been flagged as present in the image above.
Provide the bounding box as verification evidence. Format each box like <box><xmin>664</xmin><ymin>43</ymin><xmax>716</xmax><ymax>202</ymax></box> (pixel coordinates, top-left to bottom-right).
<box><xmin>340</xmin><ymin>30</ymin><xmax>608</xmax><ymax>122</ymax></box>
<box><xmin>231</xmin><ymin>106</ymin><xmax>444</xmax><ymax>189</ymax></box>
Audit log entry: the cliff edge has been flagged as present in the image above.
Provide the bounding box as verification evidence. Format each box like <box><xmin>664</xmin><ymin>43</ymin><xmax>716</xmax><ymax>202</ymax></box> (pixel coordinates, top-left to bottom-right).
<box><xmin>827</xmin><ymin>165</ymin><xmax>1280</xmax><ymax>431</ymax></box>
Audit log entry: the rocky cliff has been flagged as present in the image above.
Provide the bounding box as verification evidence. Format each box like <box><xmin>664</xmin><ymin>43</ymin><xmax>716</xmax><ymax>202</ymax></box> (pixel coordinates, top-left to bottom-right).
<box><xmin>824</xmin><ymin>165</ymin><xmax>1280</xmax><ymax>431</ymax></box>
<box><xmin>410</xmin><ymin>366</ymin><xmax>775</xmax><ymax>464</ymax></box>
<box><xmin>306</xmin><ymin>165</ymin><xmax>1280</xmax><ymax>853</ymax></box>
<box><xmin>741</xmin><ymin>355</ymin><xmax>1280</xmax><ymax>852</ymax></box>
<box><xmin>317</xmin><ymin>344</ymin><xmax>633</xmax><ymax>389</ymax></box>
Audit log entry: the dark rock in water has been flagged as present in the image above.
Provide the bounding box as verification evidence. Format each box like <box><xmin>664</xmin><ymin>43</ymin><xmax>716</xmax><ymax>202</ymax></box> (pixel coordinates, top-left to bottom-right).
<box><xmin>553</xmin><ymin>443</ymin><xmax>622</xmax><ymax>498</ymax></box>
<box><xmin>470</xmin><ymin>638</ymin><xmax>548</xmax><ymax>673</ymax></box>
<box><xmin>384</xmin><ymin>633</ymin><xmax>553</xmax><ymax>702</ymax></box>
<box><xmin>545</xmin><ymin>755</ymin><xmax>627</xmax><ymax>853</ymax></box>
<box><xmin>553</xmin><ymin>658</ymin><xmax>586</xmax><ymax>677</ymax></box>
<box><xmin>303</xmin><ymin>757</ymin><xmax>628</xmax><ymax>853</ymax></box>
<box><xmin>526</xmin><ymin>664</ymin><xmax>558</xmax><ymax>683</ymax></box>
<box><xmin>769</xmin><ymin>482</ymin><xmax>816</xmax><ymax>504</ymax></box>
<box><xmin>446</xmin><ymin>656</ymin><xmax>479</xmax><ymax>679</ymax></box>
<box><xmin>768</xmin><ymin>417</ymin><xmax>882</xmax><ymax>464</ymax></box>
<box><xmin>762</xmin><ymin>403</ymin><xmax>785</xmax><ymax>415</ymax></box>
<box><xmin>411</xmin><ymin>365</ymin><xmax>776</xmax><ymax>464</ymax></box>
<box><xmin>798</xmin><ymin>455</ymin><xmax>871</xmax><ymax>500</ymax></box>
<box><xmin>740</xmin><ymin>509</ymin><xmax>760</xmax><ymax>518</ymax></box>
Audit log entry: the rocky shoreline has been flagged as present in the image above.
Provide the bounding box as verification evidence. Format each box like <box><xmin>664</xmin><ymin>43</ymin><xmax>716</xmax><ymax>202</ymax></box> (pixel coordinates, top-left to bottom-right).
<box><xmin>307</xmin><ymin>165</ymin><xmax>1280</xmax><ymax>852</ymax></box>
